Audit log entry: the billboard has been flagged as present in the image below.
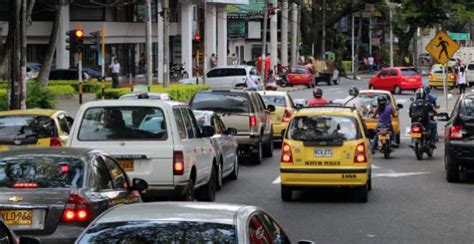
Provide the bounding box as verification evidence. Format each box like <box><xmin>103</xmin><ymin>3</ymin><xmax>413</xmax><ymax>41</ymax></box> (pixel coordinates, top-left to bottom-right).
<box><xmin>207</xmin><ymin>0</ymin><xmax>249</xmax><ymax>4</ymax></box>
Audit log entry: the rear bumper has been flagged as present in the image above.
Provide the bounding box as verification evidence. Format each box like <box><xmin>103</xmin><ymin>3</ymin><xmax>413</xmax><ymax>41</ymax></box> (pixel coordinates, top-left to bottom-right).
<box><xmin>446</xmin><ymin>141</ymin><xmax>474</xmax><ymax>170</ymax></box>
<box><xmin>143</xmin><ymin>181</ymin><xmax>190</xmax><ymax>200</ymax></box>
<box><xmin>400</xmin><ymin>82</ymin><xmax>423</xmax><ymax>90</ymax></box>
<box><xmin>21</xmin><ymin>225</ymin><xmax>84</xmax><ymax>244</ymax></box>
<box><xmin>280</xmin><ymin>167</ymin><xmax>369</xmax><ymax>187</ymax></box>
<box><xmin>429</xmin><ymin>80</ymin><xmax>456</xmax><ymax>87</ymax></box>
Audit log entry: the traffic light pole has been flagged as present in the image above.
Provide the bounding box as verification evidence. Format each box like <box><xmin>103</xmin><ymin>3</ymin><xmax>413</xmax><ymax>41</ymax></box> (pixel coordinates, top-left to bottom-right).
<box><xmin>78</xmin><ymin>52</ymin><xmax>83</xmax><ymax>104</ymax></box>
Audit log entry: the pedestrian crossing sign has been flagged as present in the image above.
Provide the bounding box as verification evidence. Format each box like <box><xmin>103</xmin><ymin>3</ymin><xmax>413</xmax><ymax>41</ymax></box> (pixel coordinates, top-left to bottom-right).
<box><xmin>425</xmin><ymin>31</ymin><xmax>460</xmax><ymax>64</ymax></box>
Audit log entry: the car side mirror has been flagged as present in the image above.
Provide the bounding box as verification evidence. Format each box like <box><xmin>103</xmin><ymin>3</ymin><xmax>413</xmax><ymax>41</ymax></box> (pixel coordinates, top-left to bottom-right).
<box><xmin>201</xmin><ymin>125</ymin><xmax>215</xmax><ymax>137</ymax></box>
<box><xmin>397</xmin><ymin>103</ymin><xmax>404</xmax><ymax>109</ymax></box>
<box><xmin>19</xmin><ymin>236</ymin><xmax>41</xmax><ymax>244</ymax></box>
<box><xmin>226</xmin><ymin>127</ymin><xmax>237</xmax><ymax>136</ymax></box>
<box><xmin>267</xmin><ymin>104</ymin><xmax>276</xmax><ymax>112</ymax></box>
<box><xmin>437</xmin><ymin>112</ymin><xmax>449</xmax><ymax>121</ymax></box>
<box><xmin>131</xmin><ymin>178</ymin><xmax>148</xmax><ymax>193</ymax></box>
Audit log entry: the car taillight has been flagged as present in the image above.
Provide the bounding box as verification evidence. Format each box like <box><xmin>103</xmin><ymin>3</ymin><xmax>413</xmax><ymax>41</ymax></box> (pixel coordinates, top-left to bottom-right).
<box><xmin>353</xmin><ymin>143</ymin><xmax>367</xmax><ymax>163</ymax></box>
<box><xmin>250</xmin><ymin>115</ymin><xmax>257</xmax><ymax>128</ymax></box>
<box><xmin>449</xmin><ymin>125</ymin><xmax>464</xmax><ymax>140</ymax></box>
<box><xmin>282</xmin><ymin>109</ymin><xmax>292</xmax><ymax>123</ymax></box>
<box><xmin>173</xmin><ymin>151</ymin><xmax>184</xmax><ymax>175</ymax></box>
<box><xmin>281</xmin><ymin>143</ymin><xmax>293</xmax><ymax>164</ymax></box>
<box><xmin>411</xmin><ymin>124</ymin><xmax>421</xmax><ymax>133</ymax></box>
<box><xmin>13</xmin><ymin>182</ymin><xmax>38</xmax><ymax>188</ymax></box>
<box><xmin>50</xmin><ymin>136</ymin><xmax>62</xmax><ymax>147</ymax></box>
<box><xmin>62</xmin><ymin>193</ymin><xmax>91</xmax><ymax>222</ymax></box>
<box><xmin>428</xmin><ymin>74</ymin><xmax>432</xmax><ymax>80</ymax></box>
<box><xmin>449</xmin><ymin>74</ymin><xmax>455</xmax><ymax>80</ymax></box>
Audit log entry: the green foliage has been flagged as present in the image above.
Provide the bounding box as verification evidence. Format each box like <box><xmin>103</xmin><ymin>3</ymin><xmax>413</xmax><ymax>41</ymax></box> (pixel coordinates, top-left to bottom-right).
<box><xmin>26</xmin><ymin>83</ymin><xmax>56</xmax><ymax>109</ymax></box>
<box><xmin>96</xmin><ymin>84</ymin><xmax>210</xmax><ymax>102</ymax></box>
<box><xmin>47</xmin><ymin>85</ymin><xmax>76</xmax><ymax>96</ymax></box>
<box><xmin>0</xmin><ymin>89</ymin><xmax>7</xmax><ymax>111</ymax></box>
<box><xmin>48</xmin><ymin>80</ymin><xmax>112</xmax><ymax>93</ymax></box>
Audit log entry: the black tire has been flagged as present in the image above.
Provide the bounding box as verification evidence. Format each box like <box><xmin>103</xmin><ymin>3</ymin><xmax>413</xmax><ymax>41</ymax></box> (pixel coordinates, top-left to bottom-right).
<box><xmin>427</xmin><ymin>148</ymin><xmax>433</xmax><ymax>158</ymax></box>
<box><xmin>355</xmin><ymin>184</ymin><xmax>368</xmax><ymax>203</ymax></box>
<box><xmin>394</xmin><ymin>86</ymin><xmax>402</xmax><ymax>94</ymax></box>
<box><xmin>228</xmin><ymin>156</ymin><xmax>239</xmax><ymax>180</ymax></box>
<box><xmin>281</xmin><ymin>185</ymin><xmax>292</xmax><ymax>201</ymax></box>
<box><xmin>216</xmin><ymin>161</ymin><xmax>223</xmax><ymax>191</ymax></box>
<box><xmin>395</xmin><ymin>133</ymin><xmax>401</xmax><ymax>145</ymax></box>
<box><xmin>446</xmin><ymin>153</ymin><xmax>460</xmax><ymax>183</ymax></box>
<box><xmin>178</xmin><ymin>180</ymin><xmax>195</xmax><ymax>201</ymax></box>
<box><xmin>252</xmin><ymin>141</ymin><xmax>263</xmax><ymax>165</ymax></box>
<box><xmin>383</xmin><ymin>143</ymin><xmax>390</xmax><ymax>159</ymax></box>
<box><xmin>263</xmin><ymin>133</ymin><xmax>273</xmax><ymax>158</ymax></box>
<box><xmin>195</xmin><ymin>166</ymin><xmax>216</xmax><ymax>202</ymax></box>
<box><xmin>415</xmin><ymin>142</ymin><xmax>423</xmax><ymax>160</ymax></box>
<box><xmin>368</xmin><ymin>172</ymin><xmax>372</xmax><ymax>191</ymax></box>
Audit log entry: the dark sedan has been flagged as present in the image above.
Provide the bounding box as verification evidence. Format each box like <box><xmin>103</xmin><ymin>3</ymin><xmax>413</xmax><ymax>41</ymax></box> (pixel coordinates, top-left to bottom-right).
<box><xmin>0</xmin><ymin>148</ymin><xmax>148</xmax><ymax>244</ymax></box>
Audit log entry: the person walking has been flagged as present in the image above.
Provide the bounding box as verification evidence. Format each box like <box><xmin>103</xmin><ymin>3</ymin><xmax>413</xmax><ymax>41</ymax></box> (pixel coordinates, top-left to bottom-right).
<box><xmin>458</xmin><ymin>65</ymin><xmax>467</xmax><ymax>94</ymax></box>
<box><xmin>138</xmin><ymin>53</ymin><xmax>145</xmax><ymax>74</ymax></box>
<box><xmin>367</xmin><ymin>54</ymin><xmax>374</xmax><ymax>72</ymax></box>
<box><xmin>109</xmin><ymin>58</ymin><xmax>121</xmax><ymax>88</ymax></box>
<box><xmin>210</xmin><ymin>53</ymin><xmax>217</xmax><ymax>68</ymax></box>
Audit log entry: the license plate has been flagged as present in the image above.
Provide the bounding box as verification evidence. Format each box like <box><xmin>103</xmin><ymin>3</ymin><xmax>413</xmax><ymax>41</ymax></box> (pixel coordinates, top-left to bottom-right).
<box><xmin>295</xmin><ymin>75</ymin><xmax>301</xmax><ymax>79</ymax></box>
<box><xmin>118</xmin><ymin>159</ymin><xmax>134</xmax><ymax>171</ymax></box>
<box><xmin>0</xmin><ymin>210</ymin><xmax>33</xmax><ymax>225</ymax></box>
<box><xmin>379</xmin><ymin>135</ymin><xmax>390</xmax><ymax>140</ymax></box>
<box><xmin>409</xmin><ymin>78</ymin><xmax>416</xmax><ymax>82</ymax></box>
<box><xmin>411</xmin><ymin>133</ymin><xmax>421</xmax><ymax>138</ymax></box>
<box><xmin>314</xmin><ymin>149</ymin><xmax>333</xmax><ymax>157</ymax></box>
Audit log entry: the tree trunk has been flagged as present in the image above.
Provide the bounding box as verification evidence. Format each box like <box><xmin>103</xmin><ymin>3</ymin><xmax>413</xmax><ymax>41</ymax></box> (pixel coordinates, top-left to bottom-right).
<box><xmin>354</xmin><ymin>16</ymin><xmax>362</xmax><ymax>79</ymax></box>
<box><xmin>37</xmin><ymin>0</ymin><xmax>64</xmax><ymax>86</ymax></box>
<box><xmin>397</xmin><ymin>26</ymin><xmax>417</xmax><ymax>65</ymax></box>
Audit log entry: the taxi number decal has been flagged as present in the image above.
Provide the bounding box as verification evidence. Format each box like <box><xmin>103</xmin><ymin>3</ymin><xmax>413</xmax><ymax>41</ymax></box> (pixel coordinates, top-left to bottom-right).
<box><xmin>305</xmin><ymin>161</ymin><xmax>340</xmax><ymax>166</ymax></box>
<box><xmin>342</xmin><ymin>174</ymin><xmax>357</xmax><ymax>179</ymax></box>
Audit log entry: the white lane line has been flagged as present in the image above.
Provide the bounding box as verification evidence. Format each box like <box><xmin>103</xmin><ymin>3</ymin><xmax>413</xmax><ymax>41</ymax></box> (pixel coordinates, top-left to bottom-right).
<box><xmin>373</xmin><ymin>172</ymin><xmax>431</xmax><ymax>178</ymax></box>
<box><xmin>372</xmin><ymin>164</ymin><xmax>381</xmax><ymax>169</ymax></box>
<box><xmin>396</xmin><ymin>98</ymin><xmax>408</xmax><ymax>104</ymax></box>
<box><xmin>272</xmin><ymin>176</ymin><xmax>281</xmax><ymax>184</ymax></box>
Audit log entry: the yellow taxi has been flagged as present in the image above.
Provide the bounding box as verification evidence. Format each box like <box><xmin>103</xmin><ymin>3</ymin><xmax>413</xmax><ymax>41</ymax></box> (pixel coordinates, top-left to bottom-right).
<box><xmin>0</xmin><ymin>109</ymin><xmax>73</xmax><ymax>151</ymax></box>
<box><xmin>258</xmin><ymin>91</ymin><xmax>295</xmax><ymax>140</ymax></box>
<box><xmin>280</xmin><ymin>106</ymin><xmax>372</xmax><ymax>202</ymax></box>
<box><xmin>344</xmin><ymin>90</ymin><xmax>403</xmax><ymax>144</ymax></box>
<box><xmin>428</xmin><ymin>64</ymin><xmax>457</xmax><ymax>88</ymax></box>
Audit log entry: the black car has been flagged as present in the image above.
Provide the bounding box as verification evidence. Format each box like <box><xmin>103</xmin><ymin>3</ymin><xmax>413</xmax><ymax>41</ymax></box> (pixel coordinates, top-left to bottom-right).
<box><xmin>439</xmin><ymin>93</ymin><xmax>474</xmax><ymax>182</ymax></box>
<box><xmin>49</xmin><ymin>69</ymin><xmax>90</xmax><ymax>81</ymax></box>
<box><xmin>0</xmin><ymin>148</ymin><xmax>148</xmax><ymax>243</ymax></box>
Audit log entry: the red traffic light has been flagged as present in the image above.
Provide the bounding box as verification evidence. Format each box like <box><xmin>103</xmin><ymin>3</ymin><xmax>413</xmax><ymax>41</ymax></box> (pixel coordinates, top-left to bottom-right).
<box><xmin>75</xmin><ymin>29</ymin><xmax>84</xmax><ymax>38</ymax></box>
<box><xmin>194</xmin><ymin>34</ymin><xmax>201</xmax><ymax>41</ymax></box>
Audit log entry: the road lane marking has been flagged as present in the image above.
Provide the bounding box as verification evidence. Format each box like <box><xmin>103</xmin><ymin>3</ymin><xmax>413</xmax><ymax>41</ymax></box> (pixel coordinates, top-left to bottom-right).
<box><xmin>372</xmin><ymin>164</ymin><xmax>381</xmax><ymax>169</ymax></box>
<box><xmin>273</xmin><ymin>176</ymin><xmax>281</xmax><ymax>184</ymax></box>
<box><xmin>373</xmin><ymin>172</ymin><xmax>431</xmax><ymax>178</ymax></box>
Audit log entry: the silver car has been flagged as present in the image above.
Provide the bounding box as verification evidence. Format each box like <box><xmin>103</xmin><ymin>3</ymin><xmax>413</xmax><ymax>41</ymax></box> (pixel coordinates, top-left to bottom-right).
<box><xmin>76</xmin><ymin>202</ymin><xmax>312</xmax><ymax>244</ymax></box>
<box><xmin>193</xmin><ymin>110</ymin><xmax>239</xmax><ymax>190</ymax></box>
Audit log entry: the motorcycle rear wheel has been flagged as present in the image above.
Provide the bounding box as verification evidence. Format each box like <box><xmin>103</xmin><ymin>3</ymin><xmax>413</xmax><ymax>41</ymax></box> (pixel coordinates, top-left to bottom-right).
<box><xmin>415</xmin><ymin>142</ymin><xmax>423</xmax><ymax>161</ymax></box>
<box><xmin>383</xmin><ymin>143</ymin><xmax>390</xmax><ymax>159</ymax></box>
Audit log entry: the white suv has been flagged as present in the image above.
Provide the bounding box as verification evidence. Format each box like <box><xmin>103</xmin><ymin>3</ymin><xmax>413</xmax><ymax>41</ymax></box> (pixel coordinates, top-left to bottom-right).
<box><xmin>67</xmin><ymin>100</ymin><xmax>218</xmax><ymax>201</ymax></box>
<box><xmin>179</xmin><ymin>65</ymin><xmax>263</xmax><ymax>90</ymax></box>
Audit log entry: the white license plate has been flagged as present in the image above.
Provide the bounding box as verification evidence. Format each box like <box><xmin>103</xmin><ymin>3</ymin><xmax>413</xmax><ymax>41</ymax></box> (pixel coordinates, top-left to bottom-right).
<box><xmin>314</xmin><ymin>149</ymin><xmax>333</xmax><ymax>157</ymax></box>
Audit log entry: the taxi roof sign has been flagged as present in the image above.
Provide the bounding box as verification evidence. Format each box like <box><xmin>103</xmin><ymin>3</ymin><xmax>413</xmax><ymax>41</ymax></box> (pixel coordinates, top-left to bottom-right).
<box><xmin>425</xmin><ymin>31</ymin><xmax>459</xmax><ymax>64</ymax></box>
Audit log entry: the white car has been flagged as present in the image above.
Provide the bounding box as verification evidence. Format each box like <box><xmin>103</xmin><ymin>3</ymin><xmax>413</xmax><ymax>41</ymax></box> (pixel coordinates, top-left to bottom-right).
<box><xmin>67</xmin><ymin>100</ymin><xmax>218</xmax><ymax>201</ymax></box>
<box><xmin>467</xmin><ymin>62</ymin><xmax>474</xmax><ymax>86</ymax></box>
<box><xmin>179</xmin><ymin>65</ymin><xmax>263</xmax><ymax>90</ymax></box>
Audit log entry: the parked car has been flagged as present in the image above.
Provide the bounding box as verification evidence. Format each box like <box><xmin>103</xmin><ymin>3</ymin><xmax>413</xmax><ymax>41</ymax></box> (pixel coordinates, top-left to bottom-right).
<box><xmin>67</xmin><ymin>100</ymin><xmax>218</xmax><ymax>202</ymax></box>
<box><xmin>26</xmin><ymin>63</ymin><xmax>41</xmax><ymax>80</ymax></box>
<box><xmin>257</xmin><ymin>91</ymin><xmax>296</xmax><ymax>141</ymax></box>
<box><xmin>190</xmin><ymin>90</ymin><xmax>275</xmax><ymax>164</ymax></box>
<box><xmin>467</xmin><ymin>62</ymin><xmax>474</xmax><ymax>86</ymax></box>
<box><xmin>82</xmin><ymin>68</ymin><xmax>102</xmax><ymax>80</ymax></box>
<box><xmin>0</xmin><ymin>218</ymin><xmax>40</xmax><ymax>244</ymax></box>
<box><xmin>369</xmin><ymin>67</ymin><xmax>423</xmax><ymax>94</ymax></box>
<box><xmin>0</xmin><ymin>148</ymin><xmax>148</xmax><ymax>243</ymax></box>
<box><xmin>76</xmin><ymin>202</ymin><xmax>312</xmax><ymax>243</ymax></box>
<box><xmin>119</xmin><ymin>92</ymin><xmax>172</xmax><ymax>101</ymax></box>
<box><xmin>438</xmin><ymin>93</ymin><xmax>474</xmax><ymax>182</ymax></box>
<box><xmin>280</xmin><ymin>106</ymin><xmax>372</xmax><ymax>202</ymax></box>
<box><xmin>428</xmin><ymin>64</ymin><xmax>457</xmax><ymax>89</ymax></box>
<box><xmin>287</xmin><ymin>66</ymin><xmax>315</xmax><ymax>88</ymax></box>
<box><xmin>179</xmin><ymin>65</ymin><xmax>263</xmax><ymax>90</ymax></box>
<box><xmin>49</xmin><ymin>69</ymin><xmax>91</xmax><ymax>81</ymax></box>
<box><xmin>0</xmin><ymin>109</ymin><xmax>74</xmax><ymax>151</ymax></box>
<box><xmin>193</xmin><ymin>110</ymin><xmax>239</xmax><ymax>189</ymax></box>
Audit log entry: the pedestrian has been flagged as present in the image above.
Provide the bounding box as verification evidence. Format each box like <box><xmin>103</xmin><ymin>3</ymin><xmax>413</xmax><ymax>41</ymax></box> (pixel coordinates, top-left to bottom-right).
<box><xmin>458</xmin><ymin>66</ymin><xmax>467</xmax><ymax>94</ymax></box>
<box><xmin>367</xmin><ymin>54</ymin><xmax>374</xmax><ymax>72</ymax></box>
<box><xmin>139</xmin><ymin>53</ymin><xmax>145</xmax><ymax>74</ymax></box>
<box><xmin>231</xmin><ymin>53</ymin><xmax>238</xmax><ymax>65</ymax></box>
<box><xmin>210</xmin><ymin>53</ymin><xmax>217</xmax><ymax>68</ymax></box>
<box><xmin>109</xmin><ymin>58</ymin><xmax>121</xmax><ymax>88</ymax></box>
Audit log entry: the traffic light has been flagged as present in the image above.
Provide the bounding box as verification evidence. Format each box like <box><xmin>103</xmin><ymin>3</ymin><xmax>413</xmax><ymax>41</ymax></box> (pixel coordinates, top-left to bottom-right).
<box><xmin>75</xmin><ymin>28</ymin><xmax>84</xmax><ymax>53</ymax></box>
<box><xmin>65</xmin><ymin>29</ymin><xmax>77</xmax><ymax>52</ymax></box>
<box><xmin>193</xmin><ymin>34</ymin><xmax>201</xmax><ymax>49</ymax></box>
<box><xmin>90</xmin><ymin>31</ymin><xmax>101</xmax><ymax>52</ymax></box>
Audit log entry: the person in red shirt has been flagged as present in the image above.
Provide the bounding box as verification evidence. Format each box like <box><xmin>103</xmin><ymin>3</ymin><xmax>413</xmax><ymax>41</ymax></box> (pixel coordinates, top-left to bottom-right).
<box><xmin>308</xmin><ymin>87</ymin><xmax>328</xmax><ymax>107</ymax></box>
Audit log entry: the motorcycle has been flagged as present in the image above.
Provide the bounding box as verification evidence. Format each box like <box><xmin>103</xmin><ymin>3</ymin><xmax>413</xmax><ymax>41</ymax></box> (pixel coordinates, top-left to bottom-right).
<box><xmin>376</xmin><ymin>125</ymin><xmax>393</xmax><ymax>159</ymax></box>
<box><xmin>170</xmin><ymin>63</ymin><xmax>189</xmax><ymax>79</ymax></box>
<box><xmin>410</xmin><ymin>122</ymin><xmax>433</xmax><ymax>160</ymax></box>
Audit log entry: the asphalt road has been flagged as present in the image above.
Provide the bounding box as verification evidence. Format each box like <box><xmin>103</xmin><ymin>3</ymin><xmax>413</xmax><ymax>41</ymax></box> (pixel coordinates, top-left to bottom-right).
<box><xmin>216</xmin><ymin>77</ymin><xmax>474</xmax><ymax>243</ymax></box>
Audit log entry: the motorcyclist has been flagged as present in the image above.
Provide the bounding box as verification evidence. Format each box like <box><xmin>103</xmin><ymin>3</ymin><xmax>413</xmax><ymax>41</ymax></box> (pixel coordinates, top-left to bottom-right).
<box><xmin>308</xmin><ymin>87</ymin><xmax>328</xmax><ymax>107</ymax></box>
<box><xmin>371</xmin><ymin>96</ymin><xmax>395</xmax><ymax>154</ymax></box>
<box><xmin>409</xmin><ymin>88</ymin><xmax>437</xmax><ymax>148</ymax></box>
<box><xmin>424</xmin><ymin>86</ymin><xmax>439</xmax><ymax>142</ymax></box>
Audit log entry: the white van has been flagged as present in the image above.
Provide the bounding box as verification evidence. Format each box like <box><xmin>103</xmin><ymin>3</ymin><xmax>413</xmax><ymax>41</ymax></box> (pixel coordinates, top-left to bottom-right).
<box><xmin>67</xmin><ymin>100</ymin><xmax>218</xmax><ymax>201</ymax></box>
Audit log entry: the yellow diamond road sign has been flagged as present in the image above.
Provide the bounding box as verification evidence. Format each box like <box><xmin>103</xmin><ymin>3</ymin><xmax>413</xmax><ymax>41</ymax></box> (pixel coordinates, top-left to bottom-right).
<box><xmin>425</xmin><ymin>31</ymin><xmax>460</xmax><ymax>64</ymax></box>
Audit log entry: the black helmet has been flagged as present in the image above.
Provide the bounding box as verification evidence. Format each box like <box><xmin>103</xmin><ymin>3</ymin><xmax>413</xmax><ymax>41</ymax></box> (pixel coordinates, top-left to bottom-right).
<box><xmin>424</xmin><ymin>86</ymin><xmax>431</xmax><ymax>94</ymax></box>
<box><xmin>349</xmin><ymin>86</ymin><xmax>359</xmax><ymax>96</ymax></box>
<box><xmin>313</xmin><ymin>87</ymin><xmax>323</xmax><ymax>98</ymax></box>
<box><xmin>415</xmin><ymin>88</ymin><xmax>426</xmax><ymax>100</ymax></box>
<box><xmin>377</xmin><ymin>96</ymin><xmax>388</xmax><ymax>106</ymax></box>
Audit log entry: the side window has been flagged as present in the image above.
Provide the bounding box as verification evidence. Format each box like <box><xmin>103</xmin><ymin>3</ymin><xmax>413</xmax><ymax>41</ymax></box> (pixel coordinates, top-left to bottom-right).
<box><xmin>256</xmin><ymin>94</ymin><xmax>266</xmax><ymax>111</ymax></box>
<box><xmin>57</xmin><ymin>113</ymin><xmax>71</xmax><ymax>134</ymax></box>
<box><xmin>187</xmin><ymin>109</ymin><xmax>202</xmax><ymax>138</ymax></box>
<box><xmin>250</xmin><ymin>68</ymin><xmax>257</xmax><ymax>75</ymax></box>
<box><xmin>390</xmin><ymin>70</ymin><xmax>398</xmax><ymax>76</ymax></box>
<box><xmin>248</xmin><ymin>215</ymin><xmax>272</xmax><ymax>244</ymax></box>
<box><xmin>212</xmin><ymin>116</ymin><xmax>222</xmax><ymax>134</ymax></box>
<box><xmin>102</xmin><ymin>156</ymin><xmax>129</xmax><ymax>189</ymax></box>
<box><xmin>222</xmin><ymin>68</ymin><xmax>234</xmax><ymax>77</ymax></box>
<box><xmin>258</xmin><ymin>213</ymin><xmax>291</xmax><ymax>244</ymax></box>
<box><xmin>216</xmin><ymin>116</ymin><xmax>226</xmax><ymax>133</ymax></box>
<box><xmin>93</xmin><ymin>157</ymin><xmax>114</xmax><ymax>191</ymax></box>
<box><xmin>180</xmin><ymin>108</ymin><xmax>195</xmax><ymax>139</ymax></box>
<box><xmin>0</xmin><ymin>221</ymin><xmax>11</xmax><ymax>244</ymax></box>
<box><xmin>173</xmin><ymin>108</ymin><xmax>187</xmax><ymax>139</ymax></box>
<box><xmin>236</xmin><ymin>68</ymin><xmax>247</xmax><ymax>76</ymax></box>
<box><xmin>207</xmin><ymin>69</ymin><xmax>219</xmax><ymax>78</ymax></box>
<box><xmin>249</xmin><ymin>94</ymin><xmax>260</xmax><ymax>112</ymax></box>
<box><xmin>379</xmin><ymin>70</ymin><xmax>388</xmax><ymax>77</ymax></box>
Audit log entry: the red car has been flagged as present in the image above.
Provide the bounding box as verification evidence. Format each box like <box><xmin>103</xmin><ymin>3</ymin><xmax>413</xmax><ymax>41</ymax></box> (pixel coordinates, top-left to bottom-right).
<box><xmin>287</xmin><ymin>66</ymin><xmax>315</xmax><ymax>88</ymax></box>
<box><xmin>368</xmin><ymin>67</ymin><xmax>423</xmax><ymax>94</ymax></box>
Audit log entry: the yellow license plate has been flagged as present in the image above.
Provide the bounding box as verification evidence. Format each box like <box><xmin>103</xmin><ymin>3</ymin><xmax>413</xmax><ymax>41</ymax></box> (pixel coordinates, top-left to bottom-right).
<box><xmin>118</xmin><ymin>160</ymin><xmax>134</xmax><ymax>172</ymax></box>
<box><xmin>378</xmin><ymin>135</ymin><xmax>390</xmax><ymax>140</ymax></box>
<box><xmin>0</xmin><ymin>210</ymin><xmax>33</xmax><ymax>225</ymax></box>
<box><xmin>411</xmin><ymin>133</ymin><xmax>421</xmax><ymax>138</ymax></box>
<box><xmin>295</xmin><ymin>75</ymin><xmax>301</xmax><ymax>79</ymax></box>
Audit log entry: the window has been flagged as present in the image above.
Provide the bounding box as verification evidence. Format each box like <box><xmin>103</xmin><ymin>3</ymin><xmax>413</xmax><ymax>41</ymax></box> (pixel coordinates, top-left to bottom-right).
<box><xmin>187</xmin><ymin>109</ymin><xmax>202</xmax><ymax>138</ymax></box>
<box><xmin>261</xmin><ymin>95</ymin><xmax>286</xmax><ymax>107</ymax></box>
<box><xmin>250</xmin><ymin>68</ymin><xmax>257</xmax><ymax>75</ymax></box>
<box><xmin>248</xmin><ymin>215</ymin><xmax>272</xmax><ymax>244</ymax></box>
<box><xmin>287</xmin><ymin>115</ymin><xmax>360</xmax><ymax>141</ymax></box>
<box><xmin>190</xmin><ymin>92</ymin><xmax>250</xmax><ymax>113</ymax></box>
<box><xmin>180</xmin><ymin>108</ymin><xmax>195</xmax><ymax>139</ymax></box>
<box><xmin>0</xmin><ymin>115</ymin><xmax>57</xmax><ymax>144</ymax></box>
<box><xmin>57</xmin><ymin>114</ymin><xmax>71</xmax><ymax>134</ymax></box>
<box><xmin>468</xmin><ymin>64</ymin><xmax>474</xmax><ymax>71</ymax></box>
<box><xmin>102</xmin><ymin>156</ymin><xmax>129</xmax><ymax>189</ymax></box>
<box><xmin>93</xmin><ymin>157</ymin><xmax>114</xmax><ymax>191</ymax></box>
<box><xmin>207</xmin><ymin>69</ymin><xmax>222</xmax><ymax>78</ymax></box>
<box><xmin>401</xmin><ymin>69</ymin><xmax>419</xmax><ymax>76</ymax></box>
<box><xmin>216</xmin><ymin>116</ymin><xmax>227</xmax><ymax>134</ymax></box>
<box><xmin>212</xmin><ymin>116</ymin><xmax>222</xmax><ymax>134</ymax></box>
<box><xmin>173</xmin><ymin>109</ymin><xmax>187</xmax><ymax>139</ymax></box>
<box><xmin>0</xmin><ymin>221</ymin><xmax>11</xmax><ymax>244</ymax></box>
<box><xmin>379</xmin><ymin>70</ymin><xmax>389</xmax><ymax>77</ymax></box>
<box><xmin>389</xmin><ymin>70</ymin><xmax>398</xmax><ymax>76</ymax></box>
<box><xmin>258</xmin><ymin>213</ymin><xmax>291</xmax><ymax>244</ymax></box>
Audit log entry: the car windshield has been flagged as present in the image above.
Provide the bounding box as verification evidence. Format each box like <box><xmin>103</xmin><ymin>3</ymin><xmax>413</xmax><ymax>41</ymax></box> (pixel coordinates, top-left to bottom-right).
<box><xmin>401</xmin><ymin>69</ymin><xmax>419</xmax><ymax>76</ymax></box>
<box><xmin>78</xmin><ymin>221</ymin><xmax>237</xmax><ymax>243</ymax></box>
<box><xmin>261</xmin><ymin>95</ymin><xmax>286</xmax><ymax>107</ymax></box>
<box><xmin>0</xmin><ymin>155</ymin><xmax>84</xmax><ymax>188</ymax></box>
<box><xmin>287</xmin><ymin>115</ymin><xmax>359</xmax><ymax>141</ymax></box>
<box><xmin>190</xmin><ymin>92</ymin><xmax>250</xmax><ymax>113</ymax></box>
<box><xmin>432</xmin><ymin>66</ymin><xmax>454</xmax><ymax>73</ymax></box>
<box><xmin>345</xmin><ymin>93</ymin><xmax>391</xmax><ymax>118</ymax></box>
<box><xmin>289</xmin><ymin>67</ymin><xmax>307</xmax><ymax>74</ymax></box>
<box><xmin>78</xmin><ymin>107</ymin><xmax>167</xmax><ymax>141</ymax></box>
<box><xmin>0</xmin><ymin>115</ymin><xmax>56</xmax><ymax>144</ymax></box>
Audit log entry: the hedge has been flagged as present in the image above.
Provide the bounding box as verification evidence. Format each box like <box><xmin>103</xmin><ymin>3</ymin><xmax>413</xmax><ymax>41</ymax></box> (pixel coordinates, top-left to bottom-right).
<box><xmin>47</xmin><ymin>85</ymin><xmax>76</xmax><ymax>96</ymax></box>
<box><xmin>0</xmin><ymin>80</ymin><xmax>111</xmax><ymax>93</ymax></box>
<box><xmin>0</xmin><ymin>83</ymin><xmax>56</xmax><ymax>111</ymax></box>
<box><xmin>96</xmin><ymin>84</ymin><xmax>210</xmax><ymax>101</ymax></box>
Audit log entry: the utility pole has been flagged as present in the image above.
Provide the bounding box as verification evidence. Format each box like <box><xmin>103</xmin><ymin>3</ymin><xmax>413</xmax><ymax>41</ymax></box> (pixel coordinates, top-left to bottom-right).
<box><xmin>291</xmin><ymin>2</ymin><xmax>298</xmax><ymax>65</ymax></box>
<box><xmin>260</xmin><ymin>1</ymin><xmax>269</xmax><ymax>83</ymax></box>
<box><xmin>270</xmin><ymin>1</ymin><xmax>278</xmax><ymax>71</ymax></box>
<box><xmin>281</xmin><ymin>0</ymin><xmax>288</xmax><ymax>67</ymax></box>
<box><xmin>203</xmin><ymin>0</ymin><xmax>207</xmax><ymax>84</ymax></box>
<box><xmin>389</xmin><ymin>2</ymin><xmax>394</xmax><ymax>67</ymax></box>
<box><xmin>163</xmin><ymin>0</ymin><xmax>170</xmax><ymax>87</ymax></box>
<box><xmin>321</xmin><ymin>0</ymin><xmax>326</xmax><ymax>58</ymax></box>
<box><xmin>145</xmin><ymin>0</ymin><xmax>153</xmax><ymax>85</ymax></box>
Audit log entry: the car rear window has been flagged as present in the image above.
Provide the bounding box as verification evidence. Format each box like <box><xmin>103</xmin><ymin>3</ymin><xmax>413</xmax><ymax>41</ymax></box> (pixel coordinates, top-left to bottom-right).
<box><xmin>261</xmin><ymin>95</ymin><xmax>286</xmax><ymax>107</ymax></box>
<box><xmin>401</xmin><ymin>69</ymin><xmax>419</xmax><ymax>76</ymax></box>
<box><xmin>287</xmin><ymin>115</ymin><xmax>360</xmax><ymax>142</ymax></box>
<box><xmin>78</xmin><ymin>221</ymin><xmax>237</xmax><ymax>243</ymax></box>
<box><xmin>460</xmin><ymin>95</ymin><xmax>474</xmax><ymax>117</ymax></box>
<box><xmin>345</xmin><ymin>93</ymin><xmax>391</xmax><ymax>117</ymax></box>
<box><xmin>0</xmin><ymin>155</ymin><xmax>84</xmax><ymax>188</ymax></box>
<box><xmin>432</xmin><ymin>66</ymin><xmax>454</xmax><ymax>73</ymax></box>
<box><xmin>190</xmin><ymin>92</ymin><xmax>250</xmax><ymax>113</ymax></box>
<box><xmin>0</xmin><ymin>115</ymin><xmax>57</xmax><ymax>144</ymax></box>
<box><xmin>78</xmin><ymin>107</ymin><xmax>167</xmax><ymax>141</ymax></box>
<box><xmin>289</xmin><ymin>67</ymin><xmax>307</xmax><ymax>74</ymax></box>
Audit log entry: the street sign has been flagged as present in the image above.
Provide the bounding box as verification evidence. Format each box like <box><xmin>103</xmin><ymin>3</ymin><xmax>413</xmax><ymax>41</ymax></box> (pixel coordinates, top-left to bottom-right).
<box><xmin>449</xmin><ymin>32</ymin><xmax>471</xmax><ymax>41</ymax></box>
<box><xmin>425</xmin><ymin>31</ymin><xmax>460</xmax><ymax>64</ymax></box>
